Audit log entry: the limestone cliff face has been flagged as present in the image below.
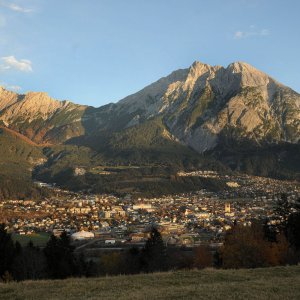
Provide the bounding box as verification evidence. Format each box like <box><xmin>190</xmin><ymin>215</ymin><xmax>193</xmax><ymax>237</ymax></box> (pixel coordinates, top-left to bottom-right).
<box><xmin>102</xmin><ymin>61</ymin><xmax>300</xmax><ymax>153</ymax></box>
<box><xmin>0</xmin><ymin>88</ymin><xmax>87</xmax><ymax>143</ymax></box>
<box><xmin>0</xmin><ymin>60</ymin><xmax>299</xmax><ymax>152</ymax></box>
<box><xmin>0</xmin><ymin>86</ymin><xmax>19</xmax><ymax>111</ymax></box>
<box><xmin>1</xmin><ymin>92</ymin><xmax>70</xmax><ymax>122</ymax></box>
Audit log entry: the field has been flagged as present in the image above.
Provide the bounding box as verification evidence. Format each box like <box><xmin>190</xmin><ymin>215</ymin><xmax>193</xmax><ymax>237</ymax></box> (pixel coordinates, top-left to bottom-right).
<box><xmin>0</xmin><ymin>265</ymin><xmax>300</xmax><ymax>300</ymax></box>
<box><xmin>11</xmin><ymin>232</ymin><xmax>50</xmax><ymax>247</ymax></box>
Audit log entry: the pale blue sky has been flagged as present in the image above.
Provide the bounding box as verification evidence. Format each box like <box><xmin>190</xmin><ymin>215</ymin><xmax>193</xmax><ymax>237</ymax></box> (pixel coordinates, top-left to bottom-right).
<box><xmin>0</xmin><ymin>0</ymin><xmax>299</xmax><ymax>106</ymax></box>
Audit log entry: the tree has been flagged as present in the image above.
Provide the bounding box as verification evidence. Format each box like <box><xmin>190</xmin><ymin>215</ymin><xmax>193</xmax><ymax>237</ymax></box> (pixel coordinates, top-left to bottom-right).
<box><xmin>12</xmin><ymin>241</ymin><xmax>47</xmax><ymax>281</ymax></box>
<box><xmin>220</xmin><ymin>223</ymin><xmax>288</xmax><ymax>269</ymax></box>
<box><xmin>275</xmin><ymin>195</ymin><xmax>300</xmax><ymax>257</ymax></box>
<box><xmin>140</xmin><ymin>227</ymin><xmax>167</xmax><ymax>272</ymax></box>
<box><xmin>123</xmin><ymin>247</ymin><xmax>141</xmax><ymax>274</ymax></box>
<box><xmin>263</xmin><ymin>218</ymin><xmax>277</xmax><ymax>243</ymax></box>
<box><xmin>287</xmin><ymin>212</ymin><xmax>300</xmax><ymax>251</ymax></box>
<box><xmin>265</xmin><ymin>233</ymin><xmax>289</xmax><ymax>266</ymax></box>
<box><xmin>274</xmin><ymin>194</ymin><xmax>293</xmax><ymax>232</ymax></box>
<box><xmin>0</xmin><ymin>224</ymin><xmax>15</xmax><ymax>278</ymax></box>
<box><xmin>193</xmin><ymin>246</ymin><xmax>213</xmax><ymax>269</ymax></box>
<box><xmin>213</xmin><ymin>250</ymin><xmax>222</xmax><ymax>268</ymax></box>
<box><xmin>44</xmin><ymin>232</ymin><xmax>76</xmax><ymax>279</ymax></box>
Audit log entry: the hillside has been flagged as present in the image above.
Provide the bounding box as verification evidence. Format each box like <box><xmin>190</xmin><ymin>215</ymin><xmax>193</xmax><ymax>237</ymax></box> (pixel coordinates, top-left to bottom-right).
<box><xmin>0</xmin><ymin>127</ymin><xmax>46</xmax><ymax>199</ymax></box>
<box><xmin>1</xmin><ymin>266</ymin><xmax>300</xmax><ymax>300</ymax></box>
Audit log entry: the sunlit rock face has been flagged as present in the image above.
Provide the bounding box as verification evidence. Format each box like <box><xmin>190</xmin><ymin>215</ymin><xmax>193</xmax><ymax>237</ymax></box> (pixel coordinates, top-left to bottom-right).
<box><xmin>104</xmin><ymin>61</ymin><xmax>299</xmax><ymax>152</ymax></box>
<box><xmin>0</xmin><ymin>60</ymin><xmax>299</xmax><ymax>151</ymax></box>
<box><xmin>0</xmin><ymin>88</ymin><xmax>87</xmax><ymax>143</ymax></box>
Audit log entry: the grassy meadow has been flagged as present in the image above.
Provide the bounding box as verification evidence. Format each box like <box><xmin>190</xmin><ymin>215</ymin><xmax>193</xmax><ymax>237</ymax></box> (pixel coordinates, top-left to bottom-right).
<box><xmin>11</xmin><ymin>232</ymin><xmax>50</xmax><ymax>247</ymax></box>
<box><xmin>0</xmin><ymin>265</ymin><xmax>299</xmax><ymax>300</ymax></box>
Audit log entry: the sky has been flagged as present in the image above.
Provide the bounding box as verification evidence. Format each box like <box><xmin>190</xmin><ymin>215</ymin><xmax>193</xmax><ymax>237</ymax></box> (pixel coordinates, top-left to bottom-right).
<box><xmin>0</xmin><ymin>0</ymin><xmax>299</xmax><ymax>107</ymax></box>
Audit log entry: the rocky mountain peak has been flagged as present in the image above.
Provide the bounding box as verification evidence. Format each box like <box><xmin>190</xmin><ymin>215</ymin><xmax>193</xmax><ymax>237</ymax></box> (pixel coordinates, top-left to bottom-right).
<box><xmin>17</xmin><ymin>91</ymin><xmax>68</xmax><ymax>117</ymax></box>
<box><xmin>0</xmin><ymin>85</ymin><xmax>15</xmax><ymax>96</ymax></box>
<box><xmin>190</xmin><ymin>60</ymin><xmax>211</xmax><ymax>71</ymax></box>
<box><xmin>226</xmin><ymin>61</ymin><xmax>271</xmax><ymax>87</ymax></box>
<box><xmin>0</xmin><ymin>89</ymin><xmax>75</xmax><ymax>130</ymax></box>
<box><xmin>0</xmin><ymin>86</ymin><xmax>19</xmax><ymax>111</ymax></box>
<box><xmin>228</xmin><ymin>61</ymin><xmax>253</xmax><ymax>72</ymax></box>
<box><xmin>187</xmin><ymin>61</ymin><xmax>215</xmax><ymax>82</ymax></box>
<box><xmin>25</xmin><ymin>91</ymin><xmax>50</xmax><ymax>98</ymax></box>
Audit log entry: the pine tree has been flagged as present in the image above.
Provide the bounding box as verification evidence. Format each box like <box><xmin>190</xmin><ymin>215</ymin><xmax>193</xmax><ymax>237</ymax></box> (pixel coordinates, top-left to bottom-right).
<box><xmin>141</xmin><ymin>227</ymin><xmax>167</xmax><ymax>272</ymax></box>
<box><xmin>287</xmin><ymin>211</ymin><xmax>300</xmax><ymax>251</ymax></box>
<box><xmin>44</xmin><ymin>232</ymin><xmax>76</xmax><ymax>279</ymax></box>
<box><xmin>12</xmin><ymin>241</ymin><xmax>46</xmax><ymax>281</ymax></box>
<box><xmin>274</xmin><ymin>194</ymin><xmax>292</xmax><ymax>232</ymax></box>
<box><xmin>0</xmin><ymin>224</ymin><xmax>15</xmax><ymax>278</ymax></box>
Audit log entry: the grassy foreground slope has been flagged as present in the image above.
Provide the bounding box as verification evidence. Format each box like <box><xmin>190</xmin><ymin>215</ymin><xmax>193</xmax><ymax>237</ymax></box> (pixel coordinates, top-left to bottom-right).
<box><xmin>1</xmin><ymin>266</ymin><xmax>300</xmax><ymax>300</ymax></box>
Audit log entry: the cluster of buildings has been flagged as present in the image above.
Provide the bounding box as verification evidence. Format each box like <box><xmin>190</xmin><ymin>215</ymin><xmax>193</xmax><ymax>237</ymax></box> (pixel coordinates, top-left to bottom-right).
<box><xmin>0</xmin><ymin>172</ymin><xmax>299</xmax><ymax>251</ymax></box>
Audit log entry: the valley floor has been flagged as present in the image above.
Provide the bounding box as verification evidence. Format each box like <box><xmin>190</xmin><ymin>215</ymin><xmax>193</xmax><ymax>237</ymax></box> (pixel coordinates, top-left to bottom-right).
<box><xmin>0</xmin><ymin>265</ymin><xmax>300</xmax><ymax>300</ymax></box>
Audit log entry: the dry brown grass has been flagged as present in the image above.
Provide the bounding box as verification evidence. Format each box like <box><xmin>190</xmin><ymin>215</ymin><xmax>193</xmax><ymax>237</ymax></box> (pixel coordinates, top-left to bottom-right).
<box><xmin>0</xmin><ymin>265</ymin><xmax>300</xmax><ymax>300</ymax></box>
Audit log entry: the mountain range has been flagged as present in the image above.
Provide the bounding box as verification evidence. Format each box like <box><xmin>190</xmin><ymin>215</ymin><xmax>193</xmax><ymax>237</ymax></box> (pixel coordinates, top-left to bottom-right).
<box><xmin>0</xmin><ymin>61</ymin><xmax>299</xmax><ymax>197</ymax></box>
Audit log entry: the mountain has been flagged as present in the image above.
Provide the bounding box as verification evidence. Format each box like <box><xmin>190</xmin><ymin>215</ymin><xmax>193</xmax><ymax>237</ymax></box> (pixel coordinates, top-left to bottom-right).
<box><xmin>1</xmin><ymin>61</ymin><xmax>299</xmax><ymax>149</ymax></box>
<box><xmin>82</xmin><ymin>61</ymin><xmax>299</xmax><ymax>151</ymax></box>
<box><xmin>0</xmin><ymin>87</ymin><xmax>87</xmax><ymax>144</ymax></box>
<box><xmin>0</xmin><ymin>60</ymin><xmax>299</xmax><ymax>196</ymax></box>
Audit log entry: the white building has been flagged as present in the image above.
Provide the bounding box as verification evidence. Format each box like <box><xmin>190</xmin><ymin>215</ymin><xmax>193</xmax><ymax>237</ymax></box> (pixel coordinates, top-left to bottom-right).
<box><xmin>71</xmin><ymin>230</ymin><xmax>95</xmax><ymax>241</ymax></box>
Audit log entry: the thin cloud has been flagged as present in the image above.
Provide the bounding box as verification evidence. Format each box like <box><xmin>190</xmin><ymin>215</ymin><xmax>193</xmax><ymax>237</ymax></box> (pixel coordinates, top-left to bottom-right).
<box><xmin>0</xmin><ymin>1</ymin><xmax>33</xmax><ymax>13</ymax></box>
<box><xmin>1</xmin><ymin>56</ymin><xmax>33</xmax><ymax>72</ymax></box>
<box><xmin>234</xmin><ymin>27</ymin><xmax>270</xmax><ymax>39</ymax></box>
<box><xmin>0</xmin><ymin>82</ymin><xmax>22</xmax><ymax>91</ymax></box>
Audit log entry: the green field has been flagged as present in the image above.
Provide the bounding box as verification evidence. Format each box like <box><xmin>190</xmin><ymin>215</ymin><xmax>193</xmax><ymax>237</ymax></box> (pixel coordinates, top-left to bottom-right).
<box><xmin>11</xmin><ymin>232</ymin><xmax>50</xmax><ymax>247</ymax></box>
<box><xmin>1</xmin><ymin>265</ymin><xmax>300</xmax><ymax>300</ymax></box>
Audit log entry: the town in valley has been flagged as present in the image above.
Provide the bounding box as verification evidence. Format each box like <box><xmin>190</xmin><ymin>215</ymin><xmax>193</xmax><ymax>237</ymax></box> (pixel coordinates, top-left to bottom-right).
<box><xmin>0</xmin><ymin>170</ymin><xmax>299</xmax><ymax>258</ymax></box>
